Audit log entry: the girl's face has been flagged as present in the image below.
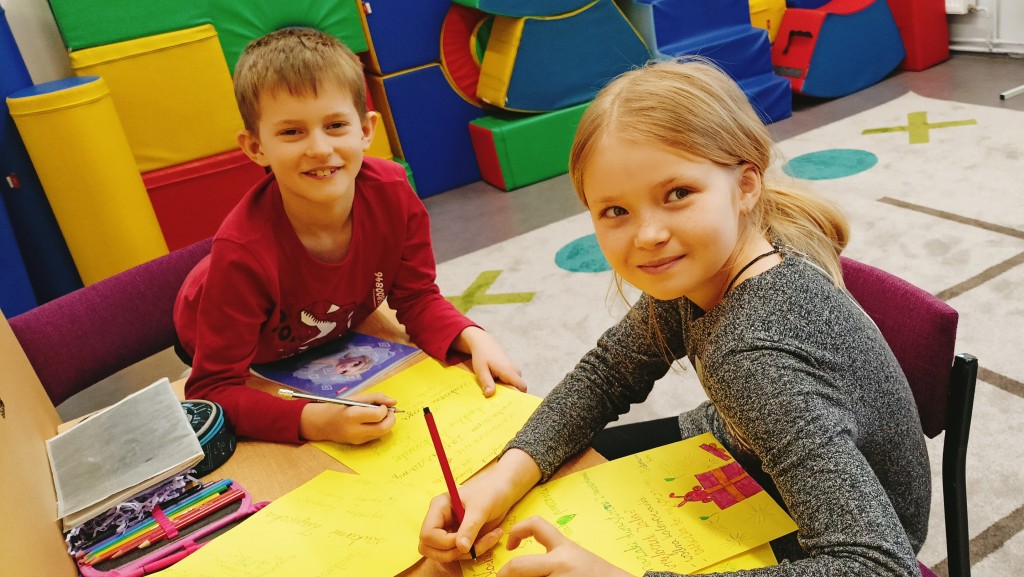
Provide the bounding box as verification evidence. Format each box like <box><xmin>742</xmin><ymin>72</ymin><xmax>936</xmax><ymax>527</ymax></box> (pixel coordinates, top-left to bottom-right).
<box><xmin>582</xmin><ymin>135</ymin><xmax>761</xmax><ymax>310</ymax></box>
<box><xmin>336</xmin><ymin>355</ymin><xmax>372</xmax><ymax>375</ymax></box>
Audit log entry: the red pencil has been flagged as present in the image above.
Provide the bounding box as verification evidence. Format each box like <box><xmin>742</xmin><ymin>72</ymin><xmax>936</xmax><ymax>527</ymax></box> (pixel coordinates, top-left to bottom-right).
<box><xmin>423</xmin><ymin>406</ymin><xmax>476</xmax><ymax>560</ymax></box>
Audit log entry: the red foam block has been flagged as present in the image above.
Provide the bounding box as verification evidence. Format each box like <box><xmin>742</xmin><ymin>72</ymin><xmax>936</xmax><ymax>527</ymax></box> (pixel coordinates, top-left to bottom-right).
<box><xmin>143</xmin><ymin>149</ymin><xmax>266</xmax><ymax>250</ymax></box>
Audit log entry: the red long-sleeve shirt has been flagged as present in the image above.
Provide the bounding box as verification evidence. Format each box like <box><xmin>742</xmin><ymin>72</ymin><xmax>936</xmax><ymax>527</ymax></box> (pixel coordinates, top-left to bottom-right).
<box><xmin>174</xmin><ymin>157</ymin><xmax>473</xmax><ymax>442</ymax></box>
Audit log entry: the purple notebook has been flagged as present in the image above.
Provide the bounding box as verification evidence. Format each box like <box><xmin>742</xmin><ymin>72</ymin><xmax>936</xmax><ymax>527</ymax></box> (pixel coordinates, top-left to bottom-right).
<box><xmin>249</xmin><ymin>332</ymin><xmax>422</xmax><ymax>397</ymax></box>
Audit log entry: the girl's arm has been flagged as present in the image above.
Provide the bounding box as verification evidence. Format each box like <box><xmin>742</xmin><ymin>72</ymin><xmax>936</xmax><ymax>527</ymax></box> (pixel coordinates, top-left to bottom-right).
<box><xmin>688</xmin><ymin>345</ymin><xmax>923</xmax><ymax>577</ymax></box>
<box><xmin>507</xmin><ymin>294</ymin><xmax>686</xmax><ymax>482</ymax></box>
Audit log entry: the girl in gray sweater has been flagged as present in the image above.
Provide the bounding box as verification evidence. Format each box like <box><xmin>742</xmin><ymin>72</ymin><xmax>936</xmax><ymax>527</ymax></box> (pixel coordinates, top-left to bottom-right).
<box><xmin>418</xmin><ymin>58</ymin><xmax>929</xmax><ymax>577</ymax></box>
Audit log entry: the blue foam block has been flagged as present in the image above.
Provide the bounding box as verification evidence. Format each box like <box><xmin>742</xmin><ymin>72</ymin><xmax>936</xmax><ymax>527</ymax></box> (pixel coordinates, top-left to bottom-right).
<box><xmin>659</xmin><ymin>26</ymin><xmax>773</xmax><ymax>83</ymax></box>
<box><xmin>504</xmin><ymin>0</ymin><xmax>650</xmax><ymax>112</ymax></box>
<box><xmin>738</xmin><ymin>71</ymin><xmax>793</xmax><ymax>124</ymax></box>
<box><xmin>375</xmin><ymin>64</ymin><xmax>485</xmax><ymax>197</ymax></box>
<box><xmin>627</xmin><ymin>0</ymin><xmax>791</xmax><ymax>123</ymax></box>
<box><xmin>363</xmin><ymin>0</ymin><xmax>449</xmax><ymax>75</ymax></box>
<box><xmin>1</xmin><ymin>7</ymin><xmax>84</xmax><ymax>304</ymax></box>
<box><xmin>788</xmin><ymin>0</ymin><xmax>832</xmax><ymax>7</ymax></box>
<box><xmin>0</xmin><ymin>186</ymin><xmax>36</xmax><ymax>316</ymax></box>
<box><xmin>801</xmin><ymin>0</ymin><xmax>906</xmax><ymax>98</ymax></box>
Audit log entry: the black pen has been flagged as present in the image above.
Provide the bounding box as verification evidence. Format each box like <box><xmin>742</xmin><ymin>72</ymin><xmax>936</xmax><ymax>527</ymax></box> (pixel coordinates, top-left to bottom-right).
<box><xmin>278</xmin><ymin>388</ymin><xmax>403</xmax><ymax>412</ymax></box>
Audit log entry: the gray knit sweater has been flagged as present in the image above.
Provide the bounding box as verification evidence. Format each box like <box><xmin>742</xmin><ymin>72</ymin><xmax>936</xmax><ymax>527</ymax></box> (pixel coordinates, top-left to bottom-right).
<box><xmin>506</xmin><ymin>254</ymin><xmax>930</xmax><ymax>576</ymax></box>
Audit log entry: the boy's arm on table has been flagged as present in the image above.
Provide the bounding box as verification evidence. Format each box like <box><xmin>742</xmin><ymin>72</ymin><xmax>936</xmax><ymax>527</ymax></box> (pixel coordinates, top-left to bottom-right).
<box><xmin>385</xmin><ymin>189</ymin><xmax>473</xmax><ymax>362</ymax></box>
<box><xmin>385</xmin><ymin>185</ymin><xmax>524</xmax><ymax>394</ymax></box>
<box><xmin>182</xmin><ymin>250</ymin><xmax>310</xmax><ymax>444</ymax></box>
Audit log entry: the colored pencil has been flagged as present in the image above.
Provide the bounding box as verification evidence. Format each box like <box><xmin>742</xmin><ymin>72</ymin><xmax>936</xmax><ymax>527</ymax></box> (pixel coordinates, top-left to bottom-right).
<box><xmin>72</xmin><ymin>479</ymin><xmax>202</xmax><ymax>554</ymax></box>
<box><xmin>81</xmin><ymin>479</ymin><xmax>231</xmax><ymax>560</ymax></box>
<box><xmin>131</xmin><ymin>488</ymin><xmax>246</xmax><ymax>553</ymax></box>
<box><xmin>86</xmin><ymin>488</ymin><xmax>244</xmax><ymax>565</ymax></box>
<box><xmin>82</xmin><ymin>491</ymin><xmax>225</xmax><ymax>563</ymax></box>
<box><xmin>81</xmin><ymin>479</ymin><xmax>232</xmax><ymax>561</ymax></box>
<box><xmin>423</xmin><ymin>406</ymin><xmax>476</xmax><ymax>560</ymax></box>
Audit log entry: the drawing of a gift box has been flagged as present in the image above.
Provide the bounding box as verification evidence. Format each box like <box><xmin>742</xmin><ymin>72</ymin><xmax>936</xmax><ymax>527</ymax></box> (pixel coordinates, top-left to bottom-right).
<box><xmin>671</xmin><ymin>461</ymin><xmax>764</xmax><ymax>510</ymax></box>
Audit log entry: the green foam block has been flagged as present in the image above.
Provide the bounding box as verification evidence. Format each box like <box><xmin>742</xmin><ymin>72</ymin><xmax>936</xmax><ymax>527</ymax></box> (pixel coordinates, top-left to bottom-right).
<box><xmin>49</xmin><ymin>0</ymin><xmax>367</xmax><ymax>72</ymax></box>
<box><xmin>48</xmin><ymin>0</ymin><xmax>209</xmax><ymax>51</ymax></box>
<box><xmin>469</xmin><ymin>102</ymin><xmax>589</xmax><ymax>191</ymax></box>
<box><xmin>393</xmin><ymin>157</ymin><xmax>416</xmax><ymax>193</ymax></box>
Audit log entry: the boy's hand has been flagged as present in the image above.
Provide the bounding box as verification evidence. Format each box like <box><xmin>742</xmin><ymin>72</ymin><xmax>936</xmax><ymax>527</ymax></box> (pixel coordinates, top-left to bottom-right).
<box><xmin>298</xmin><ymin>392</ymin><xmax>397</xmax><ymax>444</ymax></box>
<box><xmin>454</xmin><ymin>326</ymin><xmax>527</xmax><ymax>396</ymax></box>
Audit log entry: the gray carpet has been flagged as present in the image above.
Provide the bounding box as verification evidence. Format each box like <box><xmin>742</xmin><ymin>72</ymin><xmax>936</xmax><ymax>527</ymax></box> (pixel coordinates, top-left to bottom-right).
<box><xmin>435</xmin><ymin>92</ymin><xmax>1024</xmax><ymax>575</ymax></box>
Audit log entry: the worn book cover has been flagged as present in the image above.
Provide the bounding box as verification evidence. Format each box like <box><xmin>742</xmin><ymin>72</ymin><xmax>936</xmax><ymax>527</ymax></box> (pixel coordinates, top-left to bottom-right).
<box><xmin>250</xmin><ymin>332</ymin><xmax>423</xmax><ymax>398</ymax></box>
<box><xmin>46</xmin><ymin>378</ymin><xmax>204</xmax><ymax>531</ymax></box>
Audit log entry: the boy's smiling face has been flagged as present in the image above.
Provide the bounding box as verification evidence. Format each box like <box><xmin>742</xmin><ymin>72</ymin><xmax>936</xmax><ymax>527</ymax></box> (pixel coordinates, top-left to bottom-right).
<box><xmin>238</xmin><ymin>81</ymin><xmax>376</xmax><ymax>210</ymax></box>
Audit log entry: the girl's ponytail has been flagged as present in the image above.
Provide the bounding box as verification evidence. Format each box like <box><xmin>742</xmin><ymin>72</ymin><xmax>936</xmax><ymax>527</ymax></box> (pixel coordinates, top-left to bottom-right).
<box><xmin>758</xmin><ymin>183</ymin><xmax>850</xmax><ymax>285</ymax></box>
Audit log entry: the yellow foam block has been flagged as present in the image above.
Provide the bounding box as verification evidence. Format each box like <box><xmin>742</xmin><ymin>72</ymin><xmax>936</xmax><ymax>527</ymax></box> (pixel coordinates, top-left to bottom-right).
<box><xmin>365</xmin><ymin>72</ymin><xmax>402</xmax><ymax>158</ymax></box>
<box><xmin>476</xmin><ymin>16</ymin><xmax>523</xmax><ymax>109</ymax></box>
<box><xmin>749</xmin><ymin>0</ymin><xmax>786</xmax><ymax>43</ymax></box>
<box><xmin>366</xmin><ymin>115</ymin><xmax>394</xmax><ymax>161</ymax></box>
<box><xmin>69</xmin><ymin>24</ymin><xmax>242</xmax><ymax>172</ymax></box>
<box><xmin>8</xmin><ymin>77</ymin><xmax>169</xmax><ymax>285</ymax></box>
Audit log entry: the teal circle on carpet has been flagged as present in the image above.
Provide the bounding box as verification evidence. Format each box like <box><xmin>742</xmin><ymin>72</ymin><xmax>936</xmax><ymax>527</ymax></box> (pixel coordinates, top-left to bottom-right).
<box><xmin>555</xmin><ymin>234</ymin><xmax>610</xmax><ymax>273</ymax></box>
<box><xmin>783</xmin><ymin>149</ymin><xmax>878</xmax><ymax>180</ymax></box>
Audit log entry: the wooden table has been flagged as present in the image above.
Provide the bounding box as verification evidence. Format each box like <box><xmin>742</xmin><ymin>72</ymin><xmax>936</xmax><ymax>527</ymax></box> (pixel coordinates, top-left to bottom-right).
<box><xmin>176</xmin><ymin>304</ymin><xmax>605</xmax><ymax>576</ymax></box>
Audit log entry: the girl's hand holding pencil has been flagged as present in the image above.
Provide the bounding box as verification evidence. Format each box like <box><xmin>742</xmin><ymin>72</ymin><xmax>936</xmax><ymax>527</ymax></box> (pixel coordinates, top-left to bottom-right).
<box><xmin>418</xmin><ymin>448</ymin><xmax>542</xmax><ymax>562</ymax></box>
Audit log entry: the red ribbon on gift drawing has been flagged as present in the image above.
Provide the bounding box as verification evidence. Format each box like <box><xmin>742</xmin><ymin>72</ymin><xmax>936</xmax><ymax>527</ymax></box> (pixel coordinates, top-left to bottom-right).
<box><xmin>669</xmin><ymin>461</ymin><xmax>764</xmax><ymax>510</ymax></box>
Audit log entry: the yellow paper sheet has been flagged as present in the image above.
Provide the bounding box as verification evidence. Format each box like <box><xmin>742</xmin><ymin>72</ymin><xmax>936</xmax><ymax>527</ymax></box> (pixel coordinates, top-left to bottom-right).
<box><xmin>696</xmin><ymin>543</ymin><xmax>777</xmax><ymax>573</ymax></box>
<box><xmin>314</xmin><ymin>357</ymin><xmax>541</xmax><ymax>492</ymax></box>
<box><xmin>158</xmin><ymin>471</ymin><xmax>433</xmax><ymax>577</ymax></box>
<box><xmin>464</xmin><ymin>433</ymin><xmax>796</xmax><ymax>576</ymax></box>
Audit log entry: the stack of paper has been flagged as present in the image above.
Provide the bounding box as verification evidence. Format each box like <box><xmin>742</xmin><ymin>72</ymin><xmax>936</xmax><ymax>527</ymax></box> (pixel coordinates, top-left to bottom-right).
<box><xmin>466</xmin><ymin>432</ymin><xmax>798</xmax><ymax>574</ymax></box>
<box><xmin>46</xmin><ymin>378</ymin><xmax>204</xmax><ymax>530</ymax></box>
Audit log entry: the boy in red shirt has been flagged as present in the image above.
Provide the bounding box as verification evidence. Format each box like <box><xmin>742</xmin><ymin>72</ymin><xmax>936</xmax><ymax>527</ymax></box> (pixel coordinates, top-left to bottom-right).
<box><xmin>174</xmin><ymin>28</ymin><xmax>525</xmax><ymax>445</ymax></box>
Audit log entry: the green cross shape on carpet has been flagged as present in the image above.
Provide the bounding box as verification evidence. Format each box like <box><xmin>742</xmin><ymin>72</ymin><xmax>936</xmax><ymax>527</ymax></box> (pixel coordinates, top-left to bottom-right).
<box><xmin>861</xmin><ymin>111</ymin><xmax>976</xmax><ymax>144</ymax></box>
<box><xmin>445</xmin><ymin>270</ymin><xmax>535</xmax><ymax>314</ymax></box>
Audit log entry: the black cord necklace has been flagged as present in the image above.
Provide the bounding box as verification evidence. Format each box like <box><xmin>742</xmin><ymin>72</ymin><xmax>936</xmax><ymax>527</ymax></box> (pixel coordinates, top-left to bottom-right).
<box><xmin>724</xmin><ymin>246</ymin><xmax>782</xmax><ymax>294</ymax></box>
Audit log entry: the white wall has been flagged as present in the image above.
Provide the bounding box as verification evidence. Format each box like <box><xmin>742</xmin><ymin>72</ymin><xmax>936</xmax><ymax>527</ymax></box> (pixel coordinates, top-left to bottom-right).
<box><xmin>949</xmin><ymin>0</ymin><xmax>1024</xmax><ymax>54</ymax></box>
<box><xmin>1</xmin><ymin>0</ymin><xmax>71</xmax><ymax>84</ymax></box>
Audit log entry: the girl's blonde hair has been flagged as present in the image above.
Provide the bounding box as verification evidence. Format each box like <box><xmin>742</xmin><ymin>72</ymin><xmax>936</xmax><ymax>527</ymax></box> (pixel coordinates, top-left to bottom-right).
<box><xmin>569</xmin><ymin>58</ymin><xmax>849</xmax><ymax>284</ymax></box>
<box><xmin>233</xmin><ymin>27</ymin><xmax>368</xmax><ymax>134</ymax></box>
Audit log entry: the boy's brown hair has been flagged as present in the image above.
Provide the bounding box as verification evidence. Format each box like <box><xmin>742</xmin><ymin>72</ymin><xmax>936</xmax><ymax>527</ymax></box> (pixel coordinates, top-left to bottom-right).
<box><xmin>233</xmin><ymin>27</ymin><xmax>368</xmax><ymax>134</ymax></box>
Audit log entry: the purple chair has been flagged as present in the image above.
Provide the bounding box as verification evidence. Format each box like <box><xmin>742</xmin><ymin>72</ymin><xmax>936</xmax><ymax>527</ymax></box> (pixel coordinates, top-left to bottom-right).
<box><xmin>841</xmin><ymin>257</ymin><xmax>976</xmax><ymax>577</ymax></box>
<box><xmin>8</xmin><ymin>237</ymin><xmax>212</xmax><ymax>406</ymax></box>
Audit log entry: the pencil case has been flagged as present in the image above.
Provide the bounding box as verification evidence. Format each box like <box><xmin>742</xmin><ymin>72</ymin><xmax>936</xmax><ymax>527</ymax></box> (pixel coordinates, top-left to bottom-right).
<box><xmin>181</xmin><ymin>399</ymin><xmax>236</xmax><ymax>476</ymax></box>
<box><xmin>77</xmin><ymin>481</ymin><xmax>267</xmax><ymax>577</ymax></box>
